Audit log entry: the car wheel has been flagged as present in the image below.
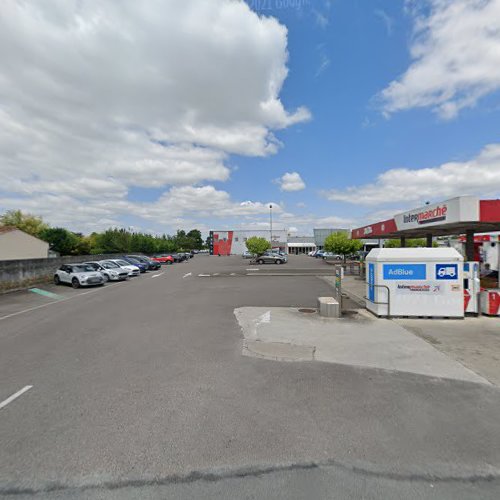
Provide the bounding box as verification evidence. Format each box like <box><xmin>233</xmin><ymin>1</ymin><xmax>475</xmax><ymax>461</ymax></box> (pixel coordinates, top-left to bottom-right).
<box><xmin>276</xmin><ymin>260</ymin><xmax>282</xmax><ymax>264</ymax></box>
<box><xmin>166</xmin><ymin>260</ymin><xmax>172</xmax><ymax>265</ymax></box>
<box><xmin>54</xmin><ymin>275</ymin><xmax>60</xmax><ymax>285</ymax></box>
<box><xmin>71</xmin><ymin>278</ymin><xmax>80</xmax><ymax>289</ymax></box>
<box><xmin>257</xmin><ymin>259</ymin><xmax>264</xmax><ymax>264</ymax></box>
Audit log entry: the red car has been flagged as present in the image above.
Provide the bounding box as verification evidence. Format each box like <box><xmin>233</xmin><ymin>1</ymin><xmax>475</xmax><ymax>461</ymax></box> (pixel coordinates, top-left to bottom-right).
<box><xmin>152</xmin><ymin>255</ymin><xmax>174</xmax><ymax>265</ymax></box>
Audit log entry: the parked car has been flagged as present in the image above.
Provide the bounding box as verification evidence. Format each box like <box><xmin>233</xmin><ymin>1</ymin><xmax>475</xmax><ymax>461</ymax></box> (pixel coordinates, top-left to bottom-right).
<box><xmin>54</xmin><ymin>263</ymin><xmax>105</xmax><ymax>288</ymax></box>
<box><xmin>314</xmin><ymin>251</ymin><xmax>325</xmax><ymax>258</ymax></box>
<box><xmin>83</xmin><ymin>261</ymin><xmax>129</xmax><ymax>281</ymax></box>
<box><xmin>254</xmin><ymin>252</ymin><xmax>288</xmax><ymax>265</ymax></box>
<box><xmin>152</xmin><ymin>255</ymin><xmax>175</xmax><ymax>265</ymax></box>
<box><xmin>322</xmin><ymin>252</ymin><xmax>342</xmax><ymax>260</ymax></box>
<box><xmin>171</xmin><ymin>253</ymin><xmax>188</xmax><ymax>262</ymax></box>
<box><xmin>126</xmin><ymin>255</ymin><xmax>161</xmax><ymax>270</ymax></box>
<box><xmin>242</xmin><ymin>250</ymin><xmax>254</xmax><ymax>259</ymax></box>
<box><xmin>120</xmin><ymin>256</ymin><xmax>148</xmax><ymax>273</ymax></box>
<box><xmin>104</xmin><ymin>259</ymin><xmax>140</xmax><ymax>276</ymax></box>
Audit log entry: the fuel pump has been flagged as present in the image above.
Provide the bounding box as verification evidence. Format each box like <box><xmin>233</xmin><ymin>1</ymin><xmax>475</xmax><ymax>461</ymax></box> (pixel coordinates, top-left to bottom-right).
<box><xmin>463</xmin><ymin>262</ymin><xmax>480</xmax><ymax>314</ymax></box>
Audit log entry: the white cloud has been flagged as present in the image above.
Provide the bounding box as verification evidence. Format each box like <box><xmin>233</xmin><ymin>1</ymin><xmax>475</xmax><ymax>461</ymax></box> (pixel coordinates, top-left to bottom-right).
<box><xmin>374</xmin><ymin>9</ymin><xmax>394</xmax><ymax>36</ymax></box>
<box><xmin>0</xmin><ymin>0</ymin><xmax>309</xmax><ymax>231</ymax></box>
<box><xmin>278</xmin><ymin>172</ymin><xmax>306</xmax><ymax>192</ymax></box>
<box><xmin>380</xmin><ymin>0</ymin><xmax>500</xmax><ymax>118</ymax></box>
<box><xmin>324</xmin><ymin>142</ymin><xmax>500</xmax><ymax>205</ymax></box>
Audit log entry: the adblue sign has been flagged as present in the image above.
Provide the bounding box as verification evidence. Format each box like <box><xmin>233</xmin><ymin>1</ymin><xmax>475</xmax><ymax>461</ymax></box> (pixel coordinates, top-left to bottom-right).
<box><xmin>383</xmin><ymin>264</ymin><xmax>426</xmax><ymax>280</ymax></box>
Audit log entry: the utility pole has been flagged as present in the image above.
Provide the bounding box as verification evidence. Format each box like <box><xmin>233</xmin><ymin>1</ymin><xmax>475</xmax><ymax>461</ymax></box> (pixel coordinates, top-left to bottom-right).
<box><xmin>269</xmin><ymin>204</ymin><xmax>273</xmax><ymax>251</ymax></box>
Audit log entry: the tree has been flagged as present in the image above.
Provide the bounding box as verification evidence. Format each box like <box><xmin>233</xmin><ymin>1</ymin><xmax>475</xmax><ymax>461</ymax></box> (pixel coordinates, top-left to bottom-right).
<box><xmin>385</xmin><ymin>238</ymin><xmax>438</xmax><ymax>248</ymax></box>
<box><xmin>39</xmin><ymin>227</ymin><xmax>80</xmax><ymax>255</ymax></box>
<box><xmin>323</xmin><ymin>232</ymin><xmax>363</xmax><ymax>261</ymax></box>
<box><xmin>245</xmin><ymin>236</ymin><xmax>270</xmax><ymax>256</ymax></box>
<box><xmin>186</xmin><ymin>229</ymin><xmax>203</xmax><ymax>250</ymax></box>
<box><xmin>1</xmin><ymin>209</ymin><xmax>49</xmax><ymax>237</ymax></box>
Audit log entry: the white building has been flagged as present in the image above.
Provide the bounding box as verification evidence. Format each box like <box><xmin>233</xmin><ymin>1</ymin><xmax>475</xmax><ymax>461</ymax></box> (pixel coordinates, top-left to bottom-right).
<box><xmin>0</xmin><ymin>227</ymin><xmax>50</xmax><ymax>261</ymax></box>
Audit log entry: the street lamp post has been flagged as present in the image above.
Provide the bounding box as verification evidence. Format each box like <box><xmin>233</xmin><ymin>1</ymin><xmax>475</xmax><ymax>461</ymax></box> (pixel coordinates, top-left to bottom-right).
<box><xmin>269</xmin><ymin>204</ymin><xmax>273</xmax><ymax>251</ymax></box>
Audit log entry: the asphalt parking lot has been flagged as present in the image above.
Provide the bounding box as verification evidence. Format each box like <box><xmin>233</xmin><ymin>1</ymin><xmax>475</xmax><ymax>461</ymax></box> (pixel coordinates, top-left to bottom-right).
<box><xmin>1</xmin><ymin>255</ymin><xmax>500</xmax><ymax>499</ymax></box>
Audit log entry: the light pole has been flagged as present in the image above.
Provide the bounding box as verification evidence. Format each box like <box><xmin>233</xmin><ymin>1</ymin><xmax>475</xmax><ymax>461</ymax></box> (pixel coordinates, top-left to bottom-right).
<box><xmin>269</xmin><ymin>204</ymin><xmax>273</xmax><ymax>251</ymax></box>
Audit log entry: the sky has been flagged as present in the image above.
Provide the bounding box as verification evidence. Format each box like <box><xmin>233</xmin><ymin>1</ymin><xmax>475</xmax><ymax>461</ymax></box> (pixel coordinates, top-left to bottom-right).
<box><xmin>1</xmin><ymin>0</ymin><xmax>500</xmax><ymax>236</ymax></box>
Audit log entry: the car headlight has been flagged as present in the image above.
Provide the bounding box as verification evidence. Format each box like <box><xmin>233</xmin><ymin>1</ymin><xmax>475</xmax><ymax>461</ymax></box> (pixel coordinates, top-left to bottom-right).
<box><xmin>80</xmin><ymin>276</ymin><xmax>88</xmax><ymax>281</ymax></box>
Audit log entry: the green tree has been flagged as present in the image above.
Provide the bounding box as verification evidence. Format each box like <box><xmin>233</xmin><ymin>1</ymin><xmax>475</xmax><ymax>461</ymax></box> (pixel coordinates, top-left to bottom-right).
<box><xmin>245</xmin><ymin>236</ymin><xmax>271</xmax><ymax>256</ymax></box>
<box><xmin>323</xmin><ymin>232</ymin><xmax>363</xmax><ymax>261</ymax></box>
<box><xmin>385</xmin><ymin>238</ymin><xmax>438</xmax><ymax>248</ymax></box>
<box><xmin>186</xmin><ymin>229</ymin><xmax>203</xmax><ymax>250</ymax></box>
<box><xmin>92</xmin><ymin>228</ymin><xmax>131</xmax><ymax>254</ymax></box>
<box><xmin>1</xmin><ymin>209</ymin><xmax>49</xmax><ymax>237</ymax></box>
<box><xmin>39</xmin><ymin>227</ymin><xmax>80</xmax><ymax>255</ymax></box>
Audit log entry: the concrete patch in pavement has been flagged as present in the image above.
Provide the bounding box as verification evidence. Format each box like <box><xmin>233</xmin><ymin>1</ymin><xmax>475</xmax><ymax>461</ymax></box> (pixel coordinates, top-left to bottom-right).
<box><xmin>244</xmin><ymin>339</ymin><xmax>315</xmax><ymax>361</ymax></box>
<box><xmin>234</xmin><ymin>307</ymin><xmax>489</xmax><ymax>385</ymax></box>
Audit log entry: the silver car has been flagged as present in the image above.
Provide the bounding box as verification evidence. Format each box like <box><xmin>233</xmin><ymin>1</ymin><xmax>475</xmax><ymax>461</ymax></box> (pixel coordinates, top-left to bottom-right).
<box><xmin>103</xmin><ymin>259</ymin><xmax>140</xmax><ymax>277</ymax></box>
<box><xmin>54</xmin><ymin>263</ymin><xmax>105</xmax><ymax>288</ymax></box>
<box><xmin>254</xmin><ymin>252</ymin><xmax>288</xmax><ymax>265</ymax></box>
<box><xmin>83</xmin><ymin>261</ymin><xmax>129</xmax><ymax>282</ymax></box>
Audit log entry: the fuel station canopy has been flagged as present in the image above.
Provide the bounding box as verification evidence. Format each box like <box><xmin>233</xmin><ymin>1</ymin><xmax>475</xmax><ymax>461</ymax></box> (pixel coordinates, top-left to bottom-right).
<box><xmin>351</xmin><ymin>196</ymin><xmax>500</xmax><ymax>240</ymax></box>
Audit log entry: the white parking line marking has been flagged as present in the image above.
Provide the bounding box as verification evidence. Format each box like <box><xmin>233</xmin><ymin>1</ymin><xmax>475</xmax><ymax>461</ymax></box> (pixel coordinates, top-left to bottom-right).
<box><xmin>0</xmin><ymin>386</ymin><xmax>32</xmax><ymax>411</ymax></box>
<box><xmin>198</xmin><ymin>274</ymin><xmax>210</xmax><ymax>277</ymax></box>
<box><xmin>246</xmin><ymin>268</ymin><xmax>260</xmax><ymax>271</ymax></box>
<box><xmin>183</xmin><ymin>273</ymin><xmax>192</xmax><ymax>278</ymax></box>
<box><xmin>0</xmin><ymin>282</ymin><xmax>125</xmax><ymax>322</ymax></box>
<box><xmin>152</xmin><ymin>272</ymin><xmax>164</xmax><ymax>278</ymax></box>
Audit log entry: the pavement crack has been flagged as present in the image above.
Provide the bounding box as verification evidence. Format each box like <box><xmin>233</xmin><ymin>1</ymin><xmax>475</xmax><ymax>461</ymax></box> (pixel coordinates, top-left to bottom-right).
<box><xmin>2</xmin><ymin>459</ymin><xmax>499</xmax><ymax>496</ymax></box>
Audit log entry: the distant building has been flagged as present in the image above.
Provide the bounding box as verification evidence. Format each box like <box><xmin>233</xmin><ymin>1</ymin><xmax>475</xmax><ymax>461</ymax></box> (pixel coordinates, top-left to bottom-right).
<box><xmin>287</xmin><ymin>236</ymin><xmax>316</xmax><ymax>255</ymax></box>
<box><xmin>313</xmin><ymin>228</ymin><xmax>349</xmax><ymax>250</ymax></box>
<box><xmin>0</xmin><ymin>227</ymin><xmax>50</xmax><ymax>261</ymax></box>
<box><xmin>209</xmin><ymin>229</ymin><xmax>288</xmax><ymax>255</ymax></box>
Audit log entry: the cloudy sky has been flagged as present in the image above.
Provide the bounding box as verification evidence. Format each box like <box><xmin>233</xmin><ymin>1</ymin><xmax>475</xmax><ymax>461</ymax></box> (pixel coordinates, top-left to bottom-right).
<box><xmin>1</xmin><ymin>0</ymin><xmax>500</xmax><ymax>235</ymax></box>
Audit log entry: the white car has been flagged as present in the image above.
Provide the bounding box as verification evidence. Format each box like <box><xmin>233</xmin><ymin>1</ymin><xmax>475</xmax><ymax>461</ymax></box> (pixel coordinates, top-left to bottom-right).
<box><xmin>103</xmin><ymin>259</ymin><xmax>140</xmax><ymax>277</ymax></box>
<box><xmin>83</xmin><ymin>261</ymin><xmax>129</xmax><ymax>282</ymax></box>
<box><xmin>54</xmin><ymin>263</ymin><xmax>105</xmax><ymax>288</ymax></box>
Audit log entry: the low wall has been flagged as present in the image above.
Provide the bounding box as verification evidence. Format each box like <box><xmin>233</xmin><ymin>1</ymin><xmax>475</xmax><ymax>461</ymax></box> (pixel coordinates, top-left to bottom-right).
<box><xmin>0</xmin><ymin>254</ymin><xmax>137</xmax><ymax>293</ymax></box>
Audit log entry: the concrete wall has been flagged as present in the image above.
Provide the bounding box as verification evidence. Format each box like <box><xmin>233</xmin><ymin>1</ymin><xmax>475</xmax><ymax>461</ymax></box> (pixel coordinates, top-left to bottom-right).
<box><xmin>0</xmin><ymin>254</ymin><xmax>132</xmax><ymax>293</ymax></box>
<box><xmin>0</xmin><ymin>230</ymin><xmax>49</xmax><ymax>260</ymax></box>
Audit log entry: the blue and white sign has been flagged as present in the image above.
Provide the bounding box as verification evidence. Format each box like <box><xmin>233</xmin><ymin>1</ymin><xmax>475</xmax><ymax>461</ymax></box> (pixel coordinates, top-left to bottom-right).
<box><xmin>368</xmin><ymin>263</ymin><xmax>375</xmax><ymax>301</ymax></box>
<box><xmin>383</xmin><ymin>264</ymin><xmax>426</xmax><ymax>280</ymax></box>
<box><xmin>435</xmin><ymin>264</ymin><xmax>458</xmax><ymax>280</ymax></box>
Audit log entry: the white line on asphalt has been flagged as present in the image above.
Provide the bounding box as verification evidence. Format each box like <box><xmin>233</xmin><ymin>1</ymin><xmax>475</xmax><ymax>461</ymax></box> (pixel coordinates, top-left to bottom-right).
<box><xmin>183</xmin><ymin>273</ymin><xmax>192</xmax><ymax>278</ymax></box>
<box><xmin>198</xmin><ymin>274</ymin><xmax>211</xmax><ymax>277</ymax></box>
<box><xmin>152</xmin><ymin>272</ymin><xmax>164</xmax><ymax>278</ymax></box>
<box><xmin>0</xmin><ymin>281</ymin><xmax>125</xmax><ymax>322</ymax></box>
<box><xmin>246</xmin><ymin>268</ymin><xmax>260</xmax><ymax>271</ymax></box>
<box><xmin>0</xmin><ymin>385</ymin><xmax>32</xmax><ymax>411</ymax></box>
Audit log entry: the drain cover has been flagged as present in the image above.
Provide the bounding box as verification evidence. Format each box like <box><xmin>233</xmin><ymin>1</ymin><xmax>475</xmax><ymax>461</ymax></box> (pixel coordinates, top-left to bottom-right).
<box><xmin>298</xmin><ymin>308</ymin><xmax>316</xmax><ymax>314</ymax></box>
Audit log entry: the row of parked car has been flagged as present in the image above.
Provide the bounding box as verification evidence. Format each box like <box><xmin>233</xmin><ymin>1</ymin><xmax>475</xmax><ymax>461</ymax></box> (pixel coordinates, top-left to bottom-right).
<box><xmin>54</xmin><ymin>253</ymin><xmax>195</xmax><ymax>289</ymax></box>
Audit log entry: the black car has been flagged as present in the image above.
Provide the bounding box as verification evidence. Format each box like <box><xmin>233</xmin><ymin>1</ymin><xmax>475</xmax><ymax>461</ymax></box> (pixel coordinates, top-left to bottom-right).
<box><xmin>127</xmin><ymin>255</ymin><xmax>161</xmax><ymax>270</ymax></box>
<box><xmin>171</xmin><ymin>253</ymin><xmax>188</xmax><ymax>262</ymax></box>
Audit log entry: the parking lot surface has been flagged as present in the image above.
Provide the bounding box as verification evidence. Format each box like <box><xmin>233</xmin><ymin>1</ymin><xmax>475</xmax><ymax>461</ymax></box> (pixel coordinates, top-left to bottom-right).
<box><xmin>1</xmin><ymin>255</ymin><xmax>500</xmax><ymax>499</ymax></box>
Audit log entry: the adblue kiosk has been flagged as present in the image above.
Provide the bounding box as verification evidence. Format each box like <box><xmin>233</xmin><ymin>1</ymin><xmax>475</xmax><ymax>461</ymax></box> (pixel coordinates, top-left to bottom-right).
<box><xmin>366</xmin><ymin>248</ymin><xmax>464</xmax><ymax>318</ymax></box>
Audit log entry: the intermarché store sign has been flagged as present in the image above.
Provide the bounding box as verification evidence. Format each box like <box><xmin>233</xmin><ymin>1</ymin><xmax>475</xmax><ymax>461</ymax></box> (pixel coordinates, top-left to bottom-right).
<box><xmin>394</xmin><ymin>197</ymin><xmax>479</xmax><ymax>231</ymax></box>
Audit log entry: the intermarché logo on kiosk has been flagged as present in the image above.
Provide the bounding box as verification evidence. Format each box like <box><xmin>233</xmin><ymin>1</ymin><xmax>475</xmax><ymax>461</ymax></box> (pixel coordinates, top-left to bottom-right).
<box><xmin>403</xmin><ymin>205</ymin><xmax>447</xmax><ymax>225</ymax></box>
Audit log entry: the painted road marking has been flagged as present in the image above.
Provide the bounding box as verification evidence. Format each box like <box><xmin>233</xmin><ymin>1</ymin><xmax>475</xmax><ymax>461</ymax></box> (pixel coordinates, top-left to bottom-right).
<box><xmin>0</xmin><ymin>281</ymin><xmax>125</xmax><ymax>323</ymax></box>
<box><xmin>198</xmin><ymin>274</ymin><xmax>210</xmax><ymax>277</ymax></box>
<box><xmin>246</xmin><ymin>268</ymin><xmax>260</xmax><ymax>271</ymax></box>
<box><xmin>183</xmin><ymin>273</ymin><xmax>192</xmax><ymax>278</ymax></box>
<box><xmin>29</xmin><ymin>288</ymin><xmax>63</xmax><ymax>300</ymax></box>
<box><xmin>230</xmin><ymin>273</ymin><xmax>236</xmax><ymax>276</ymax></box>
<box><xmin>0</xmin><ymin>386</ymin><xmax>32</xmax><ymax>411</ymax></box>
<box><xmin>152</xmin><ymin>272</ymin><xmax>164</xmax><ymax>278</ymax></box>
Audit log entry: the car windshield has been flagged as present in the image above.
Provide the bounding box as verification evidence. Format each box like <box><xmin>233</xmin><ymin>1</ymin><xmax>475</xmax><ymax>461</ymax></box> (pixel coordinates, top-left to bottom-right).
<box><xmin>73</xmin><ymin>265</ymin><xmax>95</xmax><ymax>273</ymax></box>
<box><xmin>116</xmin><ymin>260</ymin><xmax>130</xmax><ymax>266</ymax></box>
<box><xmin>102</xmin><ymin>262</ymin><xmax>119</xmax><ymax>269</ymax></box>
